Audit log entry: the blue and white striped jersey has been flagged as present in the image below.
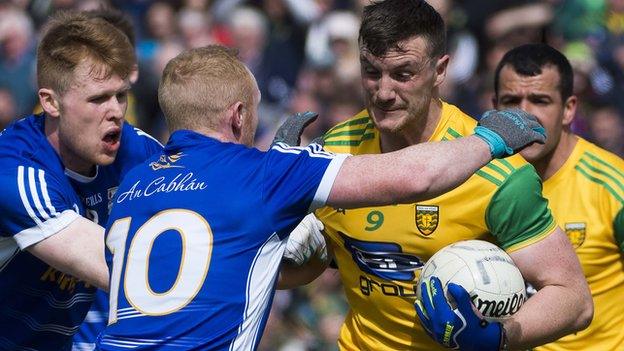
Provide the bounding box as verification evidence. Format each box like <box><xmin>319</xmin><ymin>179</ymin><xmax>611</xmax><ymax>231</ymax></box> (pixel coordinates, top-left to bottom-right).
<box><xmin>69</xmin><ymin>123</ymin><xmax>162</xmax><ymax>351</ymax></box>
<box><xmin>0</xmin><ymin>114</ymin><xmax>89</xmax><ymax>351</ymax></box>
<box><xmin>97</xmin><ymin>130</ymin><xmax>346</xmax><ymax>350</ymax></box>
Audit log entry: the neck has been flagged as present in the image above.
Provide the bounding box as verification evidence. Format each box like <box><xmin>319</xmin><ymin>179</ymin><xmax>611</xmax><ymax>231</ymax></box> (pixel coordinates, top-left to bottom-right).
<box><xmin>533</xmin><ymin>130</ymin><xmax>578</xmax><ymax>180</ymax></box>
<box><xmin>44</xmin><ymin>115</ymin><xmax>95</xmax><ymax>176</ymax></box>
<box><xmin>379</xmin><ymin>99</ymin><xmax>443</xmax><ymax>152</ymax></box>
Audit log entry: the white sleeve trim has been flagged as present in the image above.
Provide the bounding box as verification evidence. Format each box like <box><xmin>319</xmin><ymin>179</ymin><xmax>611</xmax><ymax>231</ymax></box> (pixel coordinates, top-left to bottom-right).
<box><xmin>14</xmin><ymin>210</ymin><xmax>81</xmax><ymax>249</ymax></box>
<box><xmin>308</xmin><ymin>153</ymin><xmax>349</xmax><ymax>212</ymax></box>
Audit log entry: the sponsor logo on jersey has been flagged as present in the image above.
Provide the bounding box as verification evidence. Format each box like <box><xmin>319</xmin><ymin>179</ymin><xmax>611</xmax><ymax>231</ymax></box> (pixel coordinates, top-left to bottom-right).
<box><xmin>84</xmin><ymin>193</ymin><xmax>103</xmax><ymax>207</ymax></box>
<box><xmin>564</xmin><ymin>222</ymin><xmax>586</xmax><ymax>248</ymax></box>
<box><xmin>416</xmin><ymin>205</ymin><xmax>439</xmax><ymax>235</ymax></box>
<box><xmin>150</xmin><ymin>152</ymin><xmax>185</xmax><ymax>170</ymax></box>
<box><xmin>40</xmin><ymin>266</ymin><xmax>94</xmax><ymax>293</ymax></box>
<box><xmin>341</xmin><ymin>232</ymin><xmax>424</xmax><ymax>281</ymax></box>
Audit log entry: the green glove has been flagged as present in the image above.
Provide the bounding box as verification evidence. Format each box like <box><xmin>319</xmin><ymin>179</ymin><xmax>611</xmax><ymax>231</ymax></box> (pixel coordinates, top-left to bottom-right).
<box><xmin>474</xmin><ymin>108</ymin><xmax>546</xmax><ymax>158</ymax></box>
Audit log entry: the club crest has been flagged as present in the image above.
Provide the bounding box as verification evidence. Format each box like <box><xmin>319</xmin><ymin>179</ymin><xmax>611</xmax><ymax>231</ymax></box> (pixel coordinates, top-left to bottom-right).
<box><xmin>564</xmin><ymin>222</ymin><xmax>586</xmax><ymax>248</ymax></box>
<box><xmin>416</xmin><ymin>205</ymin><xmax>439</xmax><ymax>236</ymax></box>
<box><xmin>150</xmin><ymin>152</ymin><xmax>185</xmax><ymax>170</ymax></box>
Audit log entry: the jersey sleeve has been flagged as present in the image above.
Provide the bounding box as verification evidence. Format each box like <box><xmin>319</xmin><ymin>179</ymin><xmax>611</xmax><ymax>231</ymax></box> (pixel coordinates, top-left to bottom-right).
<box><xmin>261</xmin><ymin>142</ymin><xmax>348</xmax><ymax>235</ymax></box>
<box><xmin>614</xmin><ymin>206</ymin><xmax>624</xmax><ymax>252</ymax></box>
<box><xmin>114</xmin><ymin>123</ymin><xmax>163</xmax><ymax>177</ymax></box>
<box><xmin>0</xmin><ymin>166</ymin><xmax>80</xmax><ymax>249</ymax></box>
<box><xmin>485</xmin><ymin>164</ymin><xmax>557</xmax><ymax>252</ymax></box>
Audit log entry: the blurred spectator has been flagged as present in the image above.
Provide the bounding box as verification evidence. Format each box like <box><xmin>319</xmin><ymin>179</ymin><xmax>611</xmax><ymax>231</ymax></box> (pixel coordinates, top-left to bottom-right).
<box><xmin>0</xmin><ymin>6</ymin><xmax>36</xmax><ymax>117</ymax></box>
<box><xmin>5</xmin><ymin>1</ymin><xmax>624</xmax><ymax>349</ymax></box>
<box><xmin>0</xmin><ymin>88</ymin><xmax>16</xmax><ymax>129</ymax></box>
<box><xmin>589</xmin><ymin>105</ymin><xmax>624</xmax><ymax>156</ymax></box>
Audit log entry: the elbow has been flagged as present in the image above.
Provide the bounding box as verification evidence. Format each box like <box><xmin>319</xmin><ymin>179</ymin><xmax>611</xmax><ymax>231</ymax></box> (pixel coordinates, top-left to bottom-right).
<box><xmin>404</xmin><ymin>169</ymin><xmax>435</xmax><ymax>202</ymax></box>
<box><xmin>572</xmin><ymin>292</ymin><xmax>594</xmax><ymax>332</ymax></box>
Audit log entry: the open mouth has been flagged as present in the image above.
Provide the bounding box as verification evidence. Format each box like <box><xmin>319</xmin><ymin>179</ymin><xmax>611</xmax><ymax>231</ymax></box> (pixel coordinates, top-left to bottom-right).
<box><xmin>103</xmin><ymin>130</ymin><xmax>121</xmax><ymax>144</ymax></box>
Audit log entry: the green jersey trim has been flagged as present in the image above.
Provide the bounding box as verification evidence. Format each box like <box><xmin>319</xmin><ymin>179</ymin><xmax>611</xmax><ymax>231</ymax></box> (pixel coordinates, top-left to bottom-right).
<box><xmin>324</xmin><ymin>133</ymin><xmax>376</xmax><ymax>146</ymax></box>
<box><xmin>475</xmin><ymin>170</ymin><xmax>502</xmax><ymax>186</ymax></box>
<box><xmin>575</xmin><ymin>165</ymin><xmax>624</xmax><ymax>204</ymax></box>
<box><xmin>446</xmin><ymin>127</ymin><xmax>462</xmax><ymax>139</ymax></box>
<box><xmin>324</xmin><ymin>123</ymin><xmax>375</xmax><ymax>139</ymax></box>
<box><xmin>327</xmin><ymin>116</ymin><xmax>370</xmax><ymax>132</ymax></box>
<box><xmin>615</xmin><ymin>207</ymin><xmax>624</xmax><ymax>252</ymax></box>
<box><xmin>485</xmin><ymin>164</ymin><xmax>555</xmax><ymax>250</ymax></box>
<box><xmin>584</xmin><ymin>151</ymin><xmax>624</xmax><ymax>180</ymax></box>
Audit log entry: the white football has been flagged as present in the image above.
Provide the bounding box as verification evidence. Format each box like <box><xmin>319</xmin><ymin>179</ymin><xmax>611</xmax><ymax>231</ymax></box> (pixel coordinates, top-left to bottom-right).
<box><xmin>417</xmin><ymin>240</ymin><xmax>526</xmax><ymax>322</ymax></box>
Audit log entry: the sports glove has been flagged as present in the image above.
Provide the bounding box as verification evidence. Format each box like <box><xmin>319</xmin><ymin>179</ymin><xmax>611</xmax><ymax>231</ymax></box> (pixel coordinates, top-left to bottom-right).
<box><xmin>272</xmin><ymin>111</ymin><xmax>321</xmax><ymax>146</ymax></box>
<box><xmin>474</xmin><ymin>108</ymin><xmax>546</xmax><ymax>158</ymax></box>
<box><xmin>415</xmin><ymin>277</ymin><xmax>503</xmax><ymax>351</ymax></box>
<box><xmin>283</xmin><ymin>214</ymin><xmax>328</xmax><ymax>265</ymax></box>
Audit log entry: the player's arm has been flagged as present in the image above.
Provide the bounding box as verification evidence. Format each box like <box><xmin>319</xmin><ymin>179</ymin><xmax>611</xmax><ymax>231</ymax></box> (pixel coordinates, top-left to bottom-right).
<box><xmin>27</xmin><ymin>216</ymin><xmax>109</xmax><ymax>291</ymax></box>
<box><xmin>327</xmin><ymin>109</ymin><xmax>545</xmax><ymax>208</ymax></box>
<box><xmin>278</xmin><ymin>254</ymin><xmax>330</xmax><ymax>289</ymax></box>
<box><xmin>503</xmin><ymin>229</ymin><xmax>593</xmax><ymax>349</ymax></box>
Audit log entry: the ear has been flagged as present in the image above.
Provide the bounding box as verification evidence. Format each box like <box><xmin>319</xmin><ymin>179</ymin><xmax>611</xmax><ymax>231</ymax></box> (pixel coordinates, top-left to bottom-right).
<box><xmin>562</xmin><ymin>95</ymin><xmax>577</xmax><ymax>127</ymax></box>
<box><xmin>433</xmin><ymin>54</ymin><xmax>450</xmax><ymax>87</ymax></box>
<box><xmin>38</xmin><ymin>88</ymin><xmax>61</xmax><ymax>118</ymax></box>
<box><xmin>229</xmin><ymin>101</ymin><xmax>245</xmax><ymax>141</ymax></box>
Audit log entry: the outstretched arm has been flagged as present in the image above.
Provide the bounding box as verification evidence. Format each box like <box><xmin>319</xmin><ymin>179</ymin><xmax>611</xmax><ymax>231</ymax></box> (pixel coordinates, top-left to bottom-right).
<box><xmin>27</xmin><ymin>216</ymin><xmax>109</xmax><ymax>291</ymax></box>
<box><xmin>327</xmin><ymin>109</ymin><xmax>546</xmax><ymax>209</ymax></box>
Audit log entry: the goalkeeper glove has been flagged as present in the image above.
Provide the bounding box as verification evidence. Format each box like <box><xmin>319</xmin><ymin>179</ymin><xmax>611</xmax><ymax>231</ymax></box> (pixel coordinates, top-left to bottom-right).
<box><xmin>415</xmin><ymin>277</ymin><xmax>503</xmax><ymax>351</ymax></box>
<box><xmin>474</xmin><ymin>108</ymin><xmax>546</xmax><ymax>158</ymax></box>
<box><xmin>272</xmin><ymin>111</ymin><xmax>320</xmax><ymax>146</ymax></box>
<box><xmin>283</xmin><ymin>214</ymin><xmax>328</xmax><ymax>265</ymax></box>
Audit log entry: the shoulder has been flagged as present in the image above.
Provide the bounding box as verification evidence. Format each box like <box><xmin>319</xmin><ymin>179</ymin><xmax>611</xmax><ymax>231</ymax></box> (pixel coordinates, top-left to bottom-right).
<box><xmin>574</xmin><ymin>138</ymin><xmax>624</xmax><ymax>177</ymax></box>
<box><xmin>322</xmin><ymin>109</ymin><xmax>377</xmax><ymax>154</ymax></box>
<box><xmin>573</xmin><ymin>138</ymin><xmax>624</xmax><ymax>204</ymax></box>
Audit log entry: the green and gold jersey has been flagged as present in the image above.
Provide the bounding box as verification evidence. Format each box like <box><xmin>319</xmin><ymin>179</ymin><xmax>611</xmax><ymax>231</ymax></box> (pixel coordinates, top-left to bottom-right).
<box><xmin>316</xmin><ymin>102</ymin><xmax>556</xmax><ymax>351</ymax></box>
<box><xmin>536</xmin><ymin>138</ymin><xmax>624</xmax><ymax>351</ymax></box>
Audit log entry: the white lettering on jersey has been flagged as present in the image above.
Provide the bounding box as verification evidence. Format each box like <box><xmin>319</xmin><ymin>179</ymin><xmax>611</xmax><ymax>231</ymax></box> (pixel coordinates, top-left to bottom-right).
<box><xmin>116</xmin><ymin>172</ymin><xmax>207</xmax><ymax>203</ymax></box>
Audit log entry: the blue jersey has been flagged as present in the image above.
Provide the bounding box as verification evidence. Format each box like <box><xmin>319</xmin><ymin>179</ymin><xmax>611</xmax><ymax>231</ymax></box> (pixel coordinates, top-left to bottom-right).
<box><xmin>0</xmin><ymin>115</ymin><xmax>88</xmax><ymax>351</ymax></box>
<box><xmin>69</xmin><ymin>123</ymin><xmax>162</xmax><ymax>351</ymax></box>
<box><xmin>97</xmin><ymin>130</ymin><xmax>346</xmax><ymax>350</ymax></box>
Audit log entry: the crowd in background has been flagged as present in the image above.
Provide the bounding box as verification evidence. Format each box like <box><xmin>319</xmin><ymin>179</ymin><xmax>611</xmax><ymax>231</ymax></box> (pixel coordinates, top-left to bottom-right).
<box><xmin>0</xmin><ymin>0</ymin><xmax>623</xmax><ymax>350</ymax></box>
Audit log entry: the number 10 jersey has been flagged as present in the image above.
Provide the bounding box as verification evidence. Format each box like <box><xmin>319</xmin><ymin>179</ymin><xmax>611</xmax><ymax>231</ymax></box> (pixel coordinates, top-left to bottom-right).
<box><xmin>97</xmin><ymin>130</ymin><xmax>346</xmax><ymax>350</ymax></box>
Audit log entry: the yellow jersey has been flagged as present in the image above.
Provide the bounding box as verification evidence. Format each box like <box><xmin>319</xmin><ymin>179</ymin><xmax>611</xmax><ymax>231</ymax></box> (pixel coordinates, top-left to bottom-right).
<box><xmin>316</xmin><ymin>102</ymin><xmax>557</xmax><ymax>351</ymax></box>
<box><xmin>536</xmin><ymin>138</ymin><xmax>624</xmax><ymax>351</ymax></box>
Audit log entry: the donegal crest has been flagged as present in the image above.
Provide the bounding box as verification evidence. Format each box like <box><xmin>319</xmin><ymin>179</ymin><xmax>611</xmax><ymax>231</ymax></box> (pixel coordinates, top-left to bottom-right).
<box><xmin>564</xmin><ymin>222</ymin><xmax>586</xmax><ymax>248</ymax></box>
<box><xmin>416</xmin><ymin>205</ymin><xmax>439</xmax><ymax>236</ymax></box>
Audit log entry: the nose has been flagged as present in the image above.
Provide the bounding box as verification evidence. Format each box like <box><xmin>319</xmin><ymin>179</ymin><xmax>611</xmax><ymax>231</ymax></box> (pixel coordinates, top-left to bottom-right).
<box><xmin>376</xmin><ymin>75</ymin><xmax>396</xmax><ymax>102</ymax></box>
<box><xmin>107</xmin><ymin>96</ymin><xmax>126</xmax><ymax>121</ymax></box>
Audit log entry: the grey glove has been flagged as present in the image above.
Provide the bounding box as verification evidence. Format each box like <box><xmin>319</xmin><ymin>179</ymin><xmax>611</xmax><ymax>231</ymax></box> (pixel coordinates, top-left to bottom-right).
<box><xmin>272</xmin><ymin>111</ymin><xmax>320</xmax><ymax>146</ymax></box>
<box><xmin>474</xmin><ymin>108</ymin><xmax>546</xmax><ymax>158</ymax></box>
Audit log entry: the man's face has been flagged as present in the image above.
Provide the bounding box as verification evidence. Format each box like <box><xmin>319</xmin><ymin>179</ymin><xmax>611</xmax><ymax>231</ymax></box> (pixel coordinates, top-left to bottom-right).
<box><xmin>360</xmin><ymin>36</ymin><xmax>444</xmax><ymax>133</ymax></box>
<box><xmin>57</xmin><ymin>59</ymin><xmax>130</xmax><ymax>172</ymax></box>
<box><xmin>494</xmin><ymin>65</ymin><xmax>574</xmax><ymax>163</ymax></box>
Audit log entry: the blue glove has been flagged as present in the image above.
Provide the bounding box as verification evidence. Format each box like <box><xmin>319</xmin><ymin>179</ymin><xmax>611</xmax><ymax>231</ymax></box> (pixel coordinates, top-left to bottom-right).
<box><xmin>474</xmin><ymin>108</ymin><xmax>546</xmax><ymax>158</ymax></box>
<box><xmin>415</xmin><ymin>277</ymin><xmax>503</xmax><ymax>351</ymax></box>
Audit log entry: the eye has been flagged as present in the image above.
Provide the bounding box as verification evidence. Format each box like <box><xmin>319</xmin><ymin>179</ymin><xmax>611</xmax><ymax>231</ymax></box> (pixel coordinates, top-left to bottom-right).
<box><xmin>393</xmin><ymin>71</ymin><xmax>413</xmax><ymax>82</ymax></box>
<box><xmin>362</xmin><ymin>65</ymin><xmax>380</xmax><ymax>78</ymax></box>
<box><xmin>116</xmin><ymin>91</ymin><xmax>128</xmax><ymax>103</ymax></box>
<box><xmin>89</xmin><ymin>95</ymin><xmax>109</xmax><ymax>104</ymax></box>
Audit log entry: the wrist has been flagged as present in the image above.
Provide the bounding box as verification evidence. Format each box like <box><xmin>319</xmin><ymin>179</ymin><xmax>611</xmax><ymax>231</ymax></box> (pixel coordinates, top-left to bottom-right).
<box><xmin>473</xmin><ymin>126</ymin><xmax>512</xmax><ymax>158</ymax></box>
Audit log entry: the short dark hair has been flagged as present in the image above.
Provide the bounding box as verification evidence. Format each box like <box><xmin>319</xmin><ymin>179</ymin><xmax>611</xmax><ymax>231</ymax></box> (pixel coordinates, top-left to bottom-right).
<box><xmin>494</xmin><ymin>43</ymin><xmax>574</xmax><ymax>102</ymax></box>
<box><xmin>359</xmin><ymin>0</ymin><xmax>446</xmax><ymax>58</ymax></box>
